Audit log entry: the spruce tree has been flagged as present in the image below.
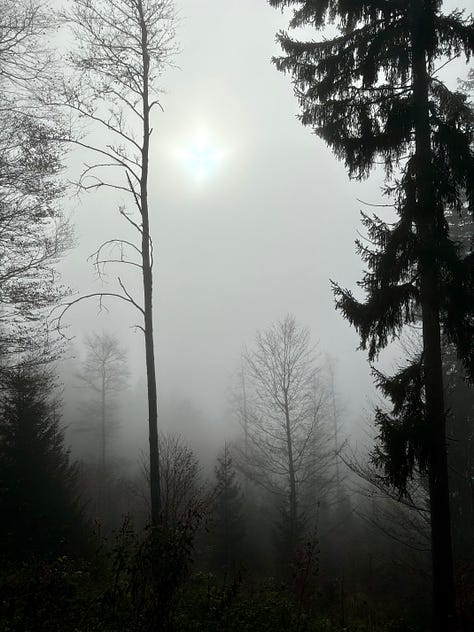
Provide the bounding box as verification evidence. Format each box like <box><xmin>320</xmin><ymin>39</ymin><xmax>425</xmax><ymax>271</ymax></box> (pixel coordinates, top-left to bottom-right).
<box><xmin>0</xmin><ymin>363</ymin><xmax>83</xmax><ymax>560</ymax></box>
<box><xmin>211</xmin><ymin>445</ymin><xmax>245</xmax><ymax>571</ymax></box>
<box><xmin>269</xmin><ymin>1</ymin><xmax>473</xmax><ymax>629</ymax></box>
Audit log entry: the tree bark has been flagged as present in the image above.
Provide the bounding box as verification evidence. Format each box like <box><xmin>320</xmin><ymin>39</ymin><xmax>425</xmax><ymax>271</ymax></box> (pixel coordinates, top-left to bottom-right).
<box><xmin>101</xmin><ymin>367</ymin><xmax>106</xmax><ymax>477</ymax></box>
<box><xmin>284</xmin><ymin>392</ymin><xmax>298</xmax><ymax>551</ymax></box>
<box><xmin>139</xmin><ymin>0</ymin><xmax>160</xmax><ymax>525</ymax></box>
<box><xmin>411</xmin><ymin>4</ymin><xmax>456</xmax><ymax>628</ymax></box>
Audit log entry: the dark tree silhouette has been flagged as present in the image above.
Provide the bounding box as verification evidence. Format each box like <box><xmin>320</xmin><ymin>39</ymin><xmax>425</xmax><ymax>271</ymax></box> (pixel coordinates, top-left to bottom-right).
<box><xmin>0</xmin><ymin>363</ymin><xmax>83</xmax><ymax>560</ymax></box>
<box><xmin>269</xmin><ymin>2</ymin><xmax>473</xmax><ymax>628</ymax></box>
<box><xmin>443</xmin><ymin>207</ymin><xmax>474</xmax><ymax>564</ymax></box>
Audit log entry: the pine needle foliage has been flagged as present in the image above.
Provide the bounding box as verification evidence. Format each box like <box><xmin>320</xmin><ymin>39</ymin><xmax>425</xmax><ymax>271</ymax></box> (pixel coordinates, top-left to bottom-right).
<box><xmin>268</xmin><ymin>0</ymin><xmax>474</xmax><ymax>482</ymax></box>
<box><xmin>269</xmin><ymin>1</ymin><xmax>473</xmax><ymax>628</ymax></box>
<box><xmin>0</xmin><ymin>363</ymin><xmax>83</xmax><ymax>560</ymax></box>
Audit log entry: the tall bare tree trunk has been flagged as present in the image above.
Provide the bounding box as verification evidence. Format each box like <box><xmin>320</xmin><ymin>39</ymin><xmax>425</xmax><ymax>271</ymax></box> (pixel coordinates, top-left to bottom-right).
<box><xmin>411</xmin><ymin>6</ymin><xmax>456</xmax><ymax>628</ymax></box>
<box><xmin>284</xmin><ymin>394</ymin><xmax>297</xmax><ymax>551</ymax></box>
<box><xmin>139</xmin><ymin>0</ymin><xmax>160</xmax><ymax>524</ymax></box>
<box><xmin>328</xmin><ymin>360</ymin><xmax>342</xmax><ymax>502</ymax></box>
<box><xmin>101</xmin><ymin>368</ymin><xmax>106</xmax><ymax>475</ymax></box>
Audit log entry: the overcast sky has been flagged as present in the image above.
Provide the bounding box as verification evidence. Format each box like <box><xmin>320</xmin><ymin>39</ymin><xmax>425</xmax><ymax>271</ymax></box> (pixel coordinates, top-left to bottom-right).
<box><xmin>57</xmin><ymin>0</ymin><xmax>472</xmax><ymax>458</ymax></box>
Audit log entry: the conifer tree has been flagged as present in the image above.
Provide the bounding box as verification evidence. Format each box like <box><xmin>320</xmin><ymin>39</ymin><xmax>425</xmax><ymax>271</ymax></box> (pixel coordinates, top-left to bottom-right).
<box><xmin>211</xmin><ymin>444</ymin><xmax>245</xmax><ymax>571</ymax></box>
<box><xmin>442</xmin><ymin>207</ymin><xmax>473</xmax><ymax>563</ymax></box>
<box><xmin>0</xmin><ymin>363</ymin><xmax>83</xmax><ymax>560</ymax></box>
<box><xmin>269</xmin><ymin>1</ymin><xmax>473</xmax><ymax>629</ymax></box>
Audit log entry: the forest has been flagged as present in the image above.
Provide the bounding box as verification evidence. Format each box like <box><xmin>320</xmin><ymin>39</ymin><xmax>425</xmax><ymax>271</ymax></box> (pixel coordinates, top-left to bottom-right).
<box><xmin>0</xmin><ymin>1</ymin><xmax>473</xmax><ymax>631</ymax></box>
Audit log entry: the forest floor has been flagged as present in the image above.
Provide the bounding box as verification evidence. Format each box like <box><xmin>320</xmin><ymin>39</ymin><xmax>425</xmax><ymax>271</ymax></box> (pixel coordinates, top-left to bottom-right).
<box><xmin>1</xmin><ymin>555</ymin><xmax>433</xmax><ymax>632</ymax></box>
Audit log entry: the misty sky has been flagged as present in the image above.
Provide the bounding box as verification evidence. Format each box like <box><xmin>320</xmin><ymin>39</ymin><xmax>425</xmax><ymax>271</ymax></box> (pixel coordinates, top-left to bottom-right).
<box><xmin>57</xmin><ymin>0</ymin><xmax>472</xmax><ymax>458</ymax></box>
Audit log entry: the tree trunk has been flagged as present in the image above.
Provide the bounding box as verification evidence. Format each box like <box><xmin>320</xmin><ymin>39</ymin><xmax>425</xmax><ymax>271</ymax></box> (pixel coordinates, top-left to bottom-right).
<box><xmin>139</xmin><ymin>1</ymin><xmax>160</xmax><ymax>525</ymax></box>
<box><xmin>284</xmin><ymin>394</ymin><xmax>298</xmax><ymax>552</ymax></box>
<box><xmin>329</xmin><ymin>361</ymin><xmax>342</xmax><ymax>502</ymax></box>
<box><xmin>411</xmin><ymin>5</ymin><xmax>456</xmax><ymax>628</ymax></box>
<box><xmin>101</xmin><ymin>368</ymin><xmax>106</xmax><ymax>476</ymax></box>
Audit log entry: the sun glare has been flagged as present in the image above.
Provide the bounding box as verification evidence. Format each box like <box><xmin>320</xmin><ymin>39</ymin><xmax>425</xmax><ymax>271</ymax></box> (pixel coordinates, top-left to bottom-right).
<box><xmin>181</xmin><ymin>132</ymin><xmax>222</xmax><ymax>180</ymax></box>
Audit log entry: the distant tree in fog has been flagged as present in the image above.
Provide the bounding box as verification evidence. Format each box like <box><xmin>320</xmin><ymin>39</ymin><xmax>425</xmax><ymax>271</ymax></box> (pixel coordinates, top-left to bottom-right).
<box><xmin>0</xmin><ymin>362</ymin><xmax>83</xmax><ymax>559</ymax></box>
<box><xmin>211</xmin><ymin>444</ymin><xmax>245</xmax><ymax>571</ymax></box>
<box><xmin>53</xmin><ymin>0</ymin><xmax>177</xmax><ymax>525</ymax></box>
<box><xmin>325</xmin><ymin>354</ymin><xmax>346</xmax><ymax>504</ymax></box>
<box><xmin>76</xmin><ymin>333</ymin><xmax>129</xmax><ymax>478</ymax></box>
<box><xmin>237</xmin><ymin>315</ymin><xmax>333</xmax><ymax>556</ymax></box>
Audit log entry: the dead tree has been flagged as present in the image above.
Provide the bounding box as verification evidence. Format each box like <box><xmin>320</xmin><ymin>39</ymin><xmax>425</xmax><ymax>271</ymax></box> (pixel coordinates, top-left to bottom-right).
<box><xmin>53</xmin><ymin>0</ymin><xmax>176</xmax><ymax>524</ymax></box>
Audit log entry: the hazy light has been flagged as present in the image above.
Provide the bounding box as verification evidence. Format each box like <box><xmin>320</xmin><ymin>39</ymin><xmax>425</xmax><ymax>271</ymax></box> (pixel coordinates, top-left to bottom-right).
<box><xmin>180</xmin><ymin>132</ymin><xmax>222</xmax><ymax>180</ymax></box>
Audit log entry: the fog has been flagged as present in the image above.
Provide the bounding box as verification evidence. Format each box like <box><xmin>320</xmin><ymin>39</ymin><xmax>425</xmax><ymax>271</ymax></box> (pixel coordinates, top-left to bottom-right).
<box><xmin>57</xmin><ymin>0</ymin><xmax>388</xmax><ymax>466</ymax></box>
<box><xmin>2</xmin><ymin>1</ymin><xmax>472</xmax><ymax>629</ymax></box>
<box><xmin>56</xmin><ymin>0</ymin><xmax>469</xmax><ymax>473</ymax></box>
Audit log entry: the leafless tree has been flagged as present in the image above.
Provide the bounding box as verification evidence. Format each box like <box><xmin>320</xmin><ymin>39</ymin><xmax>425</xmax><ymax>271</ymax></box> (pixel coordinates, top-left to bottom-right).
<box><xmin>325</xmin><ymin>354</ymin><xmax>347</xmax><ymax>505</ymax></box>
<box><xmin>158</xmin><ymin>433</ymin><xmax>202</xmax><ymax>528</ymax></box>
<box><xmin>237</xmin><ymin>315</ymin><xmax>333</xmax><ymax>552</ymax></box>
<box><xmin>76</xmin><ymin>332</ymin><xmax>129</xmax><ymax>477</ymax></box>
<box><xmin>52</xmin><ymin>0</ymin><xmax>177</xmax><ymax>524</ymax></box>
<box><xmin>345</xmin><ymin>451</ymin><xmax>431</xmax><ymax>554</ymax></box>
<box><xmin>0</xmin><ymin>0</ymin><xmax>72</xmax><ymax>360</ymax></box>
<box><xmin>139</xmin><ymin>433</ymin><xmax>205</xmax><ymax>528</ymax></box>
<box><xmin>0</xmin><ymin>0</ymin><xmax>55</xmax><ymax>96</ymax></box>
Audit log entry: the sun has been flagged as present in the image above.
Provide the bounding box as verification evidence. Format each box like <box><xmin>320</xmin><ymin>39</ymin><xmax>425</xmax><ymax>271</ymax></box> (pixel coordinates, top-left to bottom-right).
<box><xmin>181</xmin><ymin>132</ymin><xmax>222</xmax><ymax>180</ymax></box>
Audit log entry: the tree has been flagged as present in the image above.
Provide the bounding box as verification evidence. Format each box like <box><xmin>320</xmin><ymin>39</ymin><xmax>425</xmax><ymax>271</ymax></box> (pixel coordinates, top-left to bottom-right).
<box><xmin>140</xmin><ymin>433</ymin><xmax>202</xmax><ymax>528</ymax></box>
<box><xmin>75</xmin><ymin>332</ymin><xmax>128</xmax><ymax>520</ymax></box>
<box><xmin>211</xmin><ymin>444</ymin><xmax>245</xmax><ymax>571</ymax></box>
<box><xmin>158</xmin><ymin>433</ymin><xmax>201</xmax><ymax>528</ymax></box>
<box><xmin>445</xmin><ymin>348</ymin><xmax>474</xmax><ymax>563</ymax></box>
<box><xmin>55</xmin><ymin>0</ymin><xmax>176</xmax><ymax>524</ymax></box>
<box><xmin>0</xmin><ymin>361</ymin><xmax>83</xmax><ymax>560</ymax></box>
<box><xmin>238</xmin><ymin>315</ymin><xmax>331</xmax><ymax>557</ymax></box>
<box><xmin>325</xmin><ymin>355</ymin><xmax>345</xmax><ymax>504</ymax></box>
<box><xmin>76</xmin><ymin>332</ymin><xmax>128</xmax><ymax>476</ymax></box>
<box><xmin>269</xmin><ymin>2</ymin><xmax>473</xmax><ymax>627</ymax></box>
<box><xmin>443</xmin><ymin>206</ymin><xmax>474</xmax><ymax>564</ymax></box>
<box><xmin>0</xmin><ymin>0</ymin><xmax>71</xmax><ymax>359</ymax></box>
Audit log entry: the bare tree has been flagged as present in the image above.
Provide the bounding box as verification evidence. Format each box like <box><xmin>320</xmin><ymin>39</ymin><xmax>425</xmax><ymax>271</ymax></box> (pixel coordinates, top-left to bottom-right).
<box><xmin>158</xmin><ymin>433</ymin><xmax>201</xmax><ymax>528</ymax></box>
<box><xmin>139</xmin><ymin>433</ymin><xmax>203</xmax><ymax>528</ymax></box>
<box><xmin>325</xmin><ymin>354</ymin><xmax>347</xmax><ymax>504</ymax></box>
<box><xmin>345</xmin><ymin>451</ymin><xmax>431</xmax><ymax>554</ymax></box>
<box><xmin>53</xmin><ymin>0</ymin><xmax>176</xmax><ymax>524</ymax></box>
<box><xmin>76</xmin><ymin>332</ymin><xmax>129</xmax><ymax>478</ymax></box>
<box><xmin>0</xmin><ymin>0</ymin><xmax>72</xmax><ymax>360</ymax></box>
<box><xmin>237</xmin><ymin>315</ymin><xmax>333</xmax><ymax>553</ymax></box>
